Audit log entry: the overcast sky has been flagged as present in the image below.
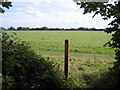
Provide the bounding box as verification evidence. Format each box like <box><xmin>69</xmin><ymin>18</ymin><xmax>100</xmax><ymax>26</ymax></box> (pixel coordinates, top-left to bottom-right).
<box><xmin>0</xmin><ymin>0</ymin><xmax>113</xmax><ymax>29</ymax></box>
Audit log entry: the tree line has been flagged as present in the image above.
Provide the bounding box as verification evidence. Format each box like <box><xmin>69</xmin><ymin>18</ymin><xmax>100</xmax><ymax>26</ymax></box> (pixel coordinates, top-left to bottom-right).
<box><xmin>1</xmin><ymin>26</ymin><xmax>105</xmax><ymax>31</ymax></box>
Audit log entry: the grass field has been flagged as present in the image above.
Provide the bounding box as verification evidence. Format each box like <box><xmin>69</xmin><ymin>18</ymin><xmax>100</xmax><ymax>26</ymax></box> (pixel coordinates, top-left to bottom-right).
<box><xmin>7</xmin><ymin>31</ymin><xmax>115</xmax><ymax>88</ymax></box>
<box><xmin>7</xmin><ymin>31</ymin><xmax>114</xmax><ymax>59</ymax></box>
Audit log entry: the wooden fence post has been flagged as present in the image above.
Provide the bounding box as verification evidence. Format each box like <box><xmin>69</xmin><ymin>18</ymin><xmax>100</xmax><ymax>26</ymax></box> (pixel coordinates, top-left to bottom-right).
<box><xmin>65</xmin><ymin>40</ymin><xmax>69</xmax><ymax>79</ymax></box>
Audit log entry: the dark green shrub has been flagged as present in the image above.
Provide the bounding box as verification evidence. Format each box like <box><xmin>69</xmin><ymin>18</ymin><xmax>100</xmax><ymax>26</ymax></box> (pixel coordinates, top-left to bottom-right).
<box><xmin>2</xmin><ymin>32</ymin><xmax>68</xmax><ymax>89</ymax></box>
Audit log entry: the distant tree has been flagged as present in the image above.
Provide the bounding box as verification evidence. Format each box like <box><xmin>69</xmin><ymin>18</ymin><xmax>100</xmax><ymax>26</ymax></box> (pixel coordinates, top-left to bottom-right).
<box><xmin>22</xmin><ymin>27</ymin><xmax>30</xmax><ymax>30</ymax></box>
<box><xmin>70</xmin><ymin>28</ymin><xmax>76</xmax><ymax>30</ymax></box>
<box><xmin>8</xmin><ymin>26</ymin><xmax>16</xmax><ymax>30</ymax></box>
<box><xmin>84</xmin><ymin>27</ymin><xmax>89</xmax><ymax>30</ymax></box>
<box><xmin>30</xmin><ymin>28</ymin><xmax>36</xmax><ymax>30</ymax></box>
<box><xmin>0</xmin><ymin>0</ymin><xmax>12</xmax><ymax>13</ymax></box>
<box><xmin>61</xmin><ymin>28</ymin><xmax>65</xmax><ymax>30</ymax></box>
<box><xmin>41</xmin><ymin>26</ymin><xmax>48</xmax><ymax>30</ymax></box>
<box><xmin>17</xmin><ymin>27</ymin><xmax>30</xmax><ymax>30</ymax></box>
<box><xmin>89</xmin><ymin>27</ymin><xmax>96</xmax><ymax>31</ymax></box>
<box><xmin>77</xmin><ymin>27</ymin><xmax>84</xmax><ymax>30</ymax></box>
<box><xmin>74</xmin><ymin>0</ymin><xmax>120</xmax><ymax>88</ymax></box>
<box><xmin>17</xmin><ymin>27</ymin><xmax>22</xmax><ymax>30</ymax></box>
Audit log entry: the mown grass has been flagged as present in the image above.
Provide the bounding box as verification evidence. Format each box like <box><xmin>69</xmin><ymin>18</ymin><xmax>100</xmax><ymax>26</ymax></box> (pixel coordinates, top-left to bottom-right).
<box><xmin>7</xmin><ymin>31</ymin><xmax>115</xmax><ymax>88</ymax></box>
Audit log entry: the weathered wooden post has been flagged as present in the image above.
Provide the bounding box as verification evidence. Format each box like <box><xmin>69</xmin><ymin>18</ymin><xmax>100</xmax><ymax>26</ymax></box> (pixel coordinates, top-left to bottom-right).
<box><xmin>65</xmin><ymin>40</ymin><xmax>69</xmax><ymax>79</ymax></box>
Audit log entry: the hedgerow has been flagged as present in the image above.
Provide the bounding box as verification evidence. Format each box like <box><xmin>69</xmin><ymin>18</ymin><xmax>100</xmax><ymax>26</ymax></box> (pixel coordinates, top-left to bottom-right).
<box><xmin>2</xmin><ymin>31</ymin><xmax>71</xmax><ymax>89</ymax></box>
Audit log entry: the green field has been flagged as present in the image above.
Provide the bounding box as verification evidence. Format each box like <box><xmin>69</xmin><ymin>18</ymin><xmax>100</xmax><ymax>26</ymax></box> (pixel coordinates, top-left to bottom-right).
<box><xmin>7</xmin><ymin>31</ymin><xmax>115</xmax><ymax>87</ymax></box>
<box><xmin>7</xmin><ymin>31</ymin><xmax>115</xmax><ymax>67</ymax></box>
<box><xmin>7</xmin><ymin>31</ymin><xmax>114</xmax><ymax>60</ymax></box>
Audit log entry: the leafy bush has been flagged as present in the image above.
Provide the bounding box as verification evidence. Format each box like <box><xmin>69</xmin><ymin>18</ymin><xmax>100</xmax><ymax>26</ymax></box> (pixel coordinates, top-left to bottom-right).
<box><xmin>2</xmin><ymin>32</ymin><xmax>70</xmax><ymax>89</ymax></box>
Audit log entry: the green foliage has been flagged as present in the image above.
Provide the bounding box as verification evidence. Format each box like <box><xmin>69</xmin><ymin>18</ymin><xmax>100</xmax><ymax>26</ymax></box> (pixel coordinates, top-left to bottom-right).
<box><xmin>8</xmin><ymin>27</ymin><xmax>16</xmax><ymax>30</ymax></box>
<box><xmin>16</xmin><ymin>27</ymin><xmax>30</xmax><ymax>30</ymax></box>
<box><xmin>41</xmin><ymin>26</ymin><xmax>48</xmax><ymax>30</ymax></box>
<box><xmin>0</xmin><ymin>0</ymin><xmax>12</xmax><ymax>13</ymax></box>
<box><xmin>0</xmin><ymin>27</ymin><xmax>6</xmax><ymax>30</ymax></box>
<box><xmin>74</xmin><ymin>0</ymin><xmax>120</xmax><ymax>88</ymax></box>
<box><xmin>6</xmin><ymin>26</ymin><xmax>104</xmax><ymax>31</ymax></box>
<box><xmin>2</xmin><ymin>32</ymin><xmax>75</xmax><ymax>89</ymax></box>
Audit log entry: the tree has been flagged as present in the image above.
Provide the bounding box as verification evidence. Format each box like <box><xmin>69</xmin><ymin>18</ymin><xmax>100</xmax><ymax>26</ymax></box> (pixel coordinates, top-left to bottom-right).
<box><xmin>73</xmin><ymin>0</ymin><xmax>120</xmax><ymax>87</ymax></box>
<box><xmin>21</xmin><ymin>27</ymin><xmax>30</xmax><ymax>30</ymax></box>
<box><xmin>0</xmin><ymin>0</ymin><xmax>12</xmax><ymax>13</ymax></box>
<box><xmin>17</xmin><ymin>27</ymin><xmax>22</xmax><ymax>30</ymax></box>
<box><xmin>41</xmin><ymin>26</ymin><xmax>48</xmax><ymax>30</ymax></box>
<box><xmin>8</xmin><ymin>26</ymin><xmax>16</xmax><ymax>30</ymax></box>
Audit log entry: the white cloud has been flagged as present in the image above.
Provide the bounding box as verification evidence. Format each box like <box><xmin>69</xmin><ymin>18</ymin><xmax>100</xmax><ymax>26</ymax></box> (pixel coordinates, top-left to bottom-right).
<box><xmin>54</xmin><ymin>1</ymin><xmax>79</xmax><ymax>10</ymax></box>
<box><xmin>26</xmin><ymin>6</ymin><xmax>44</xmax><ymax>18</ymax></box>
<box><xmin>2</xmin><ymin>0</ymin><xmax>112</xmax><ymax>29</ymax></box>
<box><xmin>16</xmin><ymin>8</ymin><xmax>23</xmax><ymax>11</ymax></box>
<box><xmin>11</xmin><ymin>0</ymin><xmax>53</xmax><ymax>3</ymax></box>
<box><xmin>11</xmin><ymin>0</ymin><xmax>76</xmax><ymax>3</ymax></box>
<box><xmin>0</xmin><ymin>15</ymin><xmax>2</xmax><ymax>26</ymax></box>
